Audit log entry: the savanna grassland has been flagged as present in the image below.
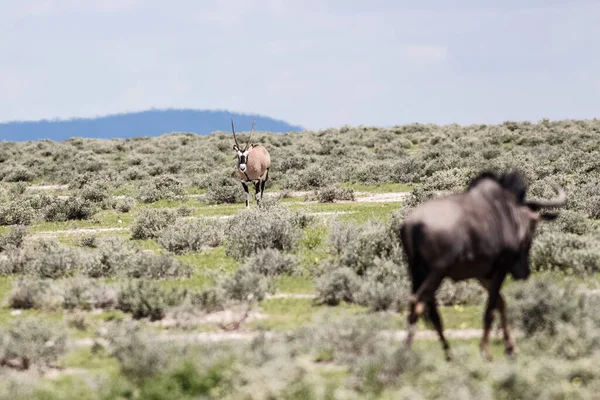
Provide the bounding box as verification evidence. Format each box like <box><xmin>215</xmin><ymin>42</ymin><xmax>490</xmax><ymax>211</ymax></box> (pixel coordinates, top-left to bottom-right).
<box><xmin>1</xmin><ymin>119</ymin><xmax>600</xmax><ymax>399</ymax></box>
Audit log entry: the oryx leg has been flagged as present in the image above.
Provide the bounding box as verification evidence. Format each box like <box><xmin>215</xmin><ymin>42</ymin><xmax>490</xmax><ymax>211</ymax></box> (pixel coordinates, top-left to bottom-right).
<box><xmin>479</xmin><ymin>270</ymin><xmax>507</xmax><ymax>361</ymax></box>
<box><xmin>406</xmin><ymin>270</ymin><xmax>444</xmax><ymax>351</ymax></box>
<box><xmin>254</xmin><ymin>181</ymin><xmax>261</xmax><ymax>205</ymax></box>
<box><xmin>478</xmin><ymin>278</ymin><xmax>518</xmax><ymax>356</ymax></box>
<box><xmin>241</xmin><ymin>182</ymin><xmax>250</xmax><ymax>208</ymax></box>
<box><xmin>260</xmin><ymin>169</ymin><xmax>269</xmax><ymax>200</ymax></box>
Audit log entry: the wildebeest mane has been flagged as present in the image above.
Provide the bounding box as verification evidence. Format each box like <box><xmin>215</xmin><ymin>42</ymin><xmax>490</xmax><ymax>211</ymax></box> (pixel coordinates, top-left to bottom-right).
<box><xmin>467</xmin><ymin>170</ymin><xmax>527</xmax><ymax>204</ymax></box>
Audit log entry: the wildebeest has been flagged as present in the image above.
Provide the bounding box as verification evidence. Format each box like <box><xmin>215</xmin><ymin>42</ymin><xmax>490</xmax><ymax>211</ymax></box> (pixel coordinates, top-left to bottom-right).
<box><xmin>231</xmin><ymin>119</ymin><xmax>271</xmax><ymax>208</ymax></box>
<box><xmin>399</xmin><ymin>171</ymin><xmax>565</xmax><ymax>361</ymax></box>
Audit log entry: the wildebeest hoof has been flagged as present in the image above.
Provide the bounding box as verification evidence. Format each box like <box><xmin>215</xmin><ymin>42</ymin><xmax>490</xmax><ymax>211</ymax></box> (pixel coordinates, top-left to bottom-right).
<box><xmin>505</xmin><ymin>345</ymin><xmax>519</xmax><ymax>357</ymax></box>
<box><xmin>480</xmin><ymin>350</ymin><xmax>493</xmax><ymax>362</ymax></box>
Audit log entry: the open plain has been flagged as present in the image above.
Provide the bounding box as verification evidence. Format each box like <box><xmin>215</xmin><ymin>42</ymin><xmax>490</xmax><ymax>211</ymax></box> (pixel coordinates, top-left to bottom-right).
<box><xmin>1</xmin><ymin>121</ymin><xmax>600</xmax><ymax>398</ymax></box>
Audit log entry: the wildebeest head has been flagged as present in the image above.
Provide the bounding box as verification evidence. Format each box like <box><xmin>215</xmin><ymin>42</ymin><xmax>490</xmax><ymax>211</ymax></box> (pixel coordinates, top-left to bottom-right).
<box><xmin>467</xmin><ymin>171</ymin><xmax>566</xmax><ymax>279</ymax></box>
<box><xmin>231</xmin><ymin>119</ymin><xmax>255</xmax><ymax>173</ymax></box>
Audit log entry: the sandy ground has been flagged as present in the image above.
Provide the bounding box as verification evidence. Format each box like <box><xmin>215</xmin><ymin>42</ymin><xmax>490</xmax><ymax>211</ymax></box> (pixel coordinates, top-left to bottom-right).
<box><xmin>70</xmin><ymin>327</ymin><xmax>505</xmax><ymax>349</ymax></box>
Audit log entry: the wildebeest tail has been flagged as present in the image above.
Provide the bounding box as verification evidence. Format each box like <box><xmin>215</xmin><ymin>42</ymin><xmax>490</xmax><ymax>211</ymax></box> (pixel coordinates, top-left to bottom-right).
<box><xmin>401</xmin><ymin>222</ymin><xmax>429</xmax><ymax>294</ymax></box>
<box><xmin>401</xmin><ymin>222</ymin><xmax>435</xmax><ymax>325</ymax></box>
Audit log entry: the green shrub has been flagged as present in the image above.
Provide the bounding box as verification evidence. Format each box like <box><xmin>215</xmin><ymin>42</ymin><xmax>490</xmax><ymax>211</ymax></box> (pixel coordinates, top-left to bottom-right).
<box><xmin>83</xmin><ymin>236</ymin><xmax>192</xmax><ymax>279</ymax></box>
<box><xmin>137</xmin><ymin>176</ymin><xmax>185</xmax><ymax>203</ymax></box>
<box><xmin>505</xmin><ymin>276</ymin><xmax>580</xmax><ymax>336</ymax></box>
<box><xmin>42</xmin><ymin>197</ymin><xmax>97</xmax><ymax>222</ymax></box>
<box><xmin>0</xmin><ymin>201</ymin><xmax>36</xmax><ymax>226</ymax></box>
<box><xmin>242</xmin><ymin>248</ymin><xmax>300</xmax><ymax>277</ymax></box>
<box><xmin>0</xmin><ymin>225</ymin><xmax>27</xmax><ymax>251</ymax></box>
<box><xmin>9</xmin><ymin>239</ymin><xmax>80</xmax><ymax>279</ymax></box>
<box><xmin>3</xmin><ymin>166</ymin><xmax>35</xmax><ymax>183</ymax></box>
<box><xmin>61</xmin><ymin>276</ymin><xmax>95</xmax><ymax>311</ymax></box>
<box><xmin>116</xmin><ymin>280</ymin><xmax>187</xmax><ymax>321</ymax></box>
<box><xmin>157</xmin><ymin>218</ymin><xmax>225</xmax><ymax>254</ymax></box>
<box><xmin>0</xmin><ymin>317</ymin><xmax>67</xmax><ymax>370</ymax></box>
<box><xmin>225</xmin><ymin>204</ymin><xmax>309</xmax><ymax>260</ymax></box>
<box><xmin>329</xmin><ymin>220</ymin><xmax>402</xmax><ymax>276</ymax></box>
<box><xmin>78</xmin><ymin>180</ymin><xmax>111</xmax><ymax>203</ymax></box>
<box><xmin>531</xmin><ymin>231</ymin><xmax>600</xmax><ymax>275</ymax></box>
<box><xmin>131</xmin><ymin>208</ymin><xmax>177</xmax><ymax>240</ymax></box>
<box><xmin>77</xmin><ymin>233</ymin><xmax>98</xmax><ymax>248</ymax></box>
<box><xmin>205</xmin><ymin>173</ymin><xmax>243</xmax><ymax>205</ymax></box>
<box><xmin>114</xmin><ymin>196</ymin><xmax>136</xmax><ymax>213</ymax></box>
<box><xmin>316</xmin><ymin>185</ymin><xmax>355</xmax><ymax>203</ymax></box>
<box><xmin>219</xmin><ymin>267</ymin><xmax>270</xmax><ymax>302</ymax></box>
<box><xmin>314</xmin><ymin>266</ymin><xmax>360</xmax><ymax>306</ymax></box>
<box><xmin>106</xmin><ymin>321</ymin><xmax>170</xmax><ymax>382</ymax></box>
<box><xmin>7</xmin><ymin>277</ymin><xmax>51</xmax><ymax>310</ymax></box>
<box><xmin>190</xmin><ymin>286</ymin><xmax>227</xmax><ymax>313</ymax></box>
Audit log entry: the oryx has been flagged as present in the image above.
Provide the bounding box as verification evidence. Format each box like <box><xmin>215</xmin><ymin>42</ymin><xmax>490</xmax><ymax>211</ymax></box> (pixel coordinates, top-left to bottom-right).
<box><xmin>231</xmin><ymin>119</ymin><xmax>271</xmax><ymax>208</ymax></box>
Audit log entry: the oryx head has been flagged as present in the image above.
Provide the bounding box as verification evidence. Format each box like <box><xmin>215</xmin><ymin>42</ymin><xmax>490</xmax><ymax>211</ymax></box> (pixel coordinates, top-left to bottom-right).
<box><xmin>231</xmin><ymin>119</ymin><xmax>255</xmax><ymax>173</ymax></box>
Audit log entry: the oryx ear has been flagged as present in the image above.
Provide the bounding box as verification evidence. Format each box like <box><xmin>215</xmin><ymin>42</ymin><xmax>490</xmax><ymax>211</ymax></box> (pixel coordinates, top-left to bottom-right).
<box><xmin>233</xmin><ymin>144</ymin><xmax>239</xmax><ymax>151</ymax></box>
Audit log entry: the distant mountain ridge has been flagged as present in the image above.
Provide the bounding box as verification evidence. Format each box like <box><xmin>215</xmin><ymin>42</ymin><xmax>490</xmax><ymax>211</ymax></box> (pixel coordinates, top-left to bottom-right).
<box><xmin>0</xmin><ymin>109</ymin><xmax>304</xmax><ymax>142</ymax></box>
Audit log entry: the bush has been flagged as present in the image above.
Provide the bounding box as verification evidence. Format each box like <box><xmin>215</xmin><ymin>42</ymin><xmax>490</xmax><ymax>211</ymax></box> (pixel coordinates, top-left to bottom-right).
<box><xmin>61</xmin><ymin>276</ymin><xmax>95</xmax><ymax>311</ymax></box>
<box><xmin>106</xmin><ymin>321</ymin><xmax>170</xmax><ymax>382</ymax></box>
<box><xmin>531</xmin><ymin>231</ymin><xmax>600</xmax><ymax>275</ymax></box>
<box><xmin>7</xmin><ymin>277</ymin><xmax>51</xmax><ymax>310</ymax></box>
<box><xmin>127</xmin><ymin>251</ymin><xmax>192</xmax><ymax>280</ymax></box>
<box><xmin>0</xmin><ymin>317</ymin><xmax>67</xmax><ymax>370</ymax></box>
<box><xmin>205</xmin><ymin>174</ymin><xmax>244</xmax><ymax>205</ymax></box>
<box><xmin>314</xmin><ymin>266</ymin><xmax>361</xmax><ymax>306</ymax></box>
<box><xmin>116</xmin><ymin>280</ymin><xmax>187</xmax><ymax>321</ymax></box>
<box><xmin>190</xmin><ymin>286</ymin><xmax>227</xmax><ymax>313</ymax></box>
<box><xmin>435</xmin><ymin>280</ymin><xmax>487</xmax><ymax>307</ymax></box>
<box><xmin>0</xmin><ymin>201</ymin><xmax>36</xmax><ymax>226</ymax></box>
<box><xmin>0</xmin><ymin>225</ymin><xmax>27</xmax><ymax>252</ymax></box>
<box><xmin>354</xmin><ymin>259</ymin><xmax>411</xmax><ymax>311</ymax></box>
<box><xmin>137</xmin><ymin>176</ymin><xmax>185</xmax><ymax>203</ymax></box>
<box><xmin>83</xmin><ymin>236</ymin><xmax>192</xmax><ymax>279</ymax></box>
<box><xmin>15</xmin><ymin>239</ymin><xmax>79</xmax><ymax>279</ymax></box>
<box><xmin>220</xmin><ymin>267</ymin><xmax>270</xmax><ymax>302</ymax></box>
<box><xmin>225</xmin><ymin>204</ymin><xmax>309</xmax><ymax>260</ymax></box>
<box><xmin>131</xmin><ymin>208</ymin><xmax>177</xmax><ymax>240</ymax></box>
<box><xmin>242</xmin><ymin>248</ymin><xmax>300</xmax><ymax>277</ymax></box>
<box><xmin>157</xmin><ymin>219</ymin><xmax>226</xmax><ymax>254</ymax></box>
<box><xmin>77</xmin><ymin>233</ymin><xmax>98</xmax><ymax>248</ymax></box>
<box><xmin>42</xmin><ymin>197</ymin><xmax>98</xmax><ymax>222</ymax></box>
<box><xmin>114</xmin><ymin>196</ymin><xmax>136</xmax><ymax>213</ymax></box>
<box><xmin>329</xmin><ymin>220</ymin><xmax>402</xmax><ymax>276</ymax></box>
<box><xmin>316</xmin><ymin>185</ymin><xmax>355</xmax><ymax>203</ymax></box>
<box><xmin>78</xmin><ymin>181</ymin><xmax>111</xmax><ymax>203</ymax></box>
<box><xmin>3</xmin><ymin>166</ymin><xmax>35</xmax><ymax>183</ymax></box>
<box><xmin>505</xmin><ymin>276</ymin><xmax>579</xmax><ymax>336</ymax></box>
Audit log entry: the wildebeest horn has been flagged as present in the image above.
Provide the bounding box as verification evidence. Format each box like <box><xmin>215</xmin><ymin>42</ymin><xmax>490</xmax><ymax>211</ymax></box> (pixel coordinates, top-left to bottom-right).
<box><xmin>231</xmin><ymin>119</ymin><xmax>240</xmax><ymax>149</ymax></box>
<box><xmin>245</xmin><ymin>120</ymin><xmax>255</xmax><ymax>151</ymax></box>
<box><xmin>526</xmin><ymin>184</ymin><xmax>566</xmax><ymax>209</ymax></box>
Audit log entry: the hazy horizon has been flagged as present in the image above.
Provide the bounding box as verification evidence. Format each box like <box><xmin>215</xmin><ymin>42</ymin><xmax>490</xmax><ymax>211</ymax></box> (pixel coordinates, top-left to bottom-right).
<box><xmin>2</xmin><ymin>1</ymin><xmax>599</xmax><ymax>129</ymax></box>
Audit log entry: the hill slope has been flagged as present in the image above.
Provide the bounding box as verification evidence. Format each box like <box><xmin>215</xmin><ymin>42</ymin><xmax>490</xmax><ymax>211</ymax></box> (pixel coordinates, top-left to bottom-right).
<box><xmin>0</xmin><ymin>109</ymin><xmax>304</xmax><ymax>142</ymax></box>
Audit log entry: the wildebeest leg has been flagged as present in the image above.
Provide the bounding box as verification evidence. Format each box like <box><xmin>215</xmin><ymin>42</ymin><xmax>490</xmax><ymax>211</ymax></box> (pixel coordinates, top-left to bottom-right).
<box><xmin>405</xmin><ymin>271</ymin><xmax>444</xmax><ymax>350</ymax></box>
<box><xmin>477</xmin><ymin>278</ymin><xmax>517</xmax><ymax>356</ymax></box>
<box><xmin>242</xmin><ymin>182</ymin><xmax>250</xmax><ymax>208</ymax></box>
<box><xmin>497</xmin><ymin>294</ymin><xmax>518</xmax><ymax>356</ymax></box>
<box><xmin>480</xmin><ymin>271</ymin><xmax>507</xmax><ymax>361</ymax></box>
<box><xmin>426</xmin><ymin>300</ymin><xmax>451</xmax><ymax>361</ymax></box>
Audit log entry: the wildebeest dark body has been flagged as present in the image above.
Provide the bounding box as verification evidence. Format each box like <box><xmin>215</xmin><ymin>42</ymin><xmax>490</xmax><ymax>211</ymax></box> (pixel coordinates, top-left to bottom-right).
<box><xmin>399</xmin><ymin>171</ymin><xmax>566</xmax><ymax>360</ymax></box>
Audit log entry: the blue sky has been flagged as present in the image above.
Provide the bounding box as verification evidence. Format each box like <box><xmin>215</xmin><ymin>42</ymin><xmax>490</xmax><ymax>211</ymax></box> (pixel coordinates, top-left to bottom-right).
<box><xmin>1</xmin><ymin>0</ymin><xmax>599</xmax><ymax>130</ymax></box>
